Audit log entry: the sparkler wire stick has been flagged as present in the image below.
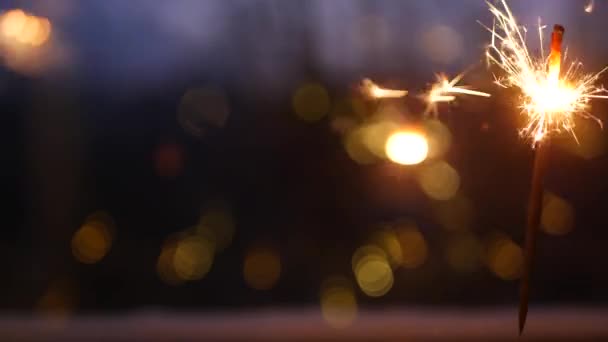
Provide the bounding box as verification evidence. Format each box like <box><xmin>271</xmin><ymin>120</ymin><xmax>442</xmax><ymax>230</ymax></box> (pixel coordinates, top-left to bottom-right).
<box><xmin>518</xmin><ymin>24</ymin><xmax>564</xmax><ymax>335</ymax></box>
<box><xmin>518</xmin><ymin>140</ymin><xmax>550</xmax><ymax>335</ymax></box>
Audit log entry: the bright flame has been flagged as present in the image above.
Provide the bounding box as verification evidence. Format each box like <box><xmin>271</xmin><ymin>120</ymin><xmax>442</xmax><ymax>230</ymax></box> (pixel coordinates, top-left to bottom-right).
<box><xmin>482</xmin><ymin>0</ymin><xmax>608</xmax><ymax>144</ymax></box>
<box><xmin>424</xmin><ymin>73</ymin><xmax>491</xmax><ymax>116</ymax></box>
<box><xmin>361</xmin><ymin>78</ymin><xmax>408</xmax><ymax>99</ymax></box>
<box><xmin>385</xmin><ymin>131</ymin><xmax>429</xmax><ymax>165</ymax></box>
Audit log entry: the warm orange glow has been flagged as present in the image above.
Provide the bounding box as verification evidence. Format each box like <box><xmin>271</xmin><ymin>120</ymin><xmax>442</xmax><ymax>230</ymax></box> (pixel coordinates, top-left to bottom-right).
<box><xmin>541</xmin><ymin>192</ymin><xmax>575</xmax><ymax>235</ymax></box>
<box><xmin>417</xmin><ymin>161</ymin><xmax>460</xmax><ymax>200</ymax></box>
<box><xmin>320</xmin><ymin>276</ymin><xmax>358</xmax><ymax>328</ymax></box>
<box><xmin>243</xmin><ymin>246</ymin><xmax>281</xmax><ymax>290</ymax></box>
<box><xmin>173</xmin><ymin>235</ymin><xmax>214</xmax><ymax>281</ymax></box>
<box><xmin>18</xmin><ymin>15</ymin><xmax>40</xmax><ymax>44</ymax></box>
<box><xmin>71</xmin><ymin>222</ymin><xmax>113</xmax><ymax>264</ymax></box>
<box><xmin>1</xmin><ymin>9</ymin><xmax>26</xmax><ymax>38</ymax></box>
<box><xmin>197</xmin><ymin>204</ymin><xmax>235</xmax><ymax>252</ymax></box>
<box><xmin>485</xmin><ymin>235</ymin><xmax>524</xmax><ymax>280</ymax></box>
<box><xmin>396</xmin><ymin>226</ymin><xmax>428</xmax><ymax>269</ymax></box>
<box><xmin>157</xmin><ymin>239</ymin><xmax>184</xmax><ymax>286</ymax></box>
<box><xmin>0</xmin><ymin>9</ymin><xmax>51</xmax><ymax>46</ymax></box>
<box><xmin>424</xmin><ymin>119</ymin><xmax>452</xmax><ymax>159</ymax></box>
<box><xmin>385</xmin><ymin>131</ymin><xmax>429</xmax><ymax>165</ymax></box>
<box><xmin>352</xmin><ymin>245</ymin><xmax>394</xmax><ymax>297</ymax></box>
<box><xmin>483</xmin><ymin>0</ymin><xmax>608</xmax><ymax>144</ymax></box>
<box><xmin>370</xmin><ymin>229</ymin><xmax>403</xmax><ymax>268</ymax></box>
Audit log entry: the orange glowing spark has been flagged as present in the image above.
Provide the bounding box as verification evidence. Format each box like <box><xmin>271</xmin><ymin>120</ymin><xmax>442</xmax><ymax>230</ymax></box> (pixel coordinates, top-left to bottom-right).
<box><xmin>482</xmin><ymin>0</ymin><xmax>608</xmax><ymax>145</ymax></box>
<box><xmin>361</xmin><ymin>78</ymin><xmax>407</xmax><ymax>99</ymax></box>
<box><xmin>424</xmin><ymin>73</ymin><xmax>491</xmax><ymax>116</ymax></box>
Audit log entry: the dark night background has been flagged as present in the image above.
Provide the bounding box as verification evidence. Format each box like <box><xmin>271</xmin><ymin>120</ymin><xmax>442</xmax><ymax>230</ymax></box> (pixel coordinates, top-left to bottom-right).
<box><xmin>3</xmin><ymin>0</ymin><xmax>608</xmax><ymax>340</ymax></box>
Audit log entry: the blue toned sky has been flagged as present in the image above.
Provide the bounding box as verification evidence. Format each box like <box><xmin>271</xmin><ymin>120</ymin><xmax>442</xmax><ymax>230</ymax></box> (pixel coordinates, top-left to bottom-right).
<box><xmin>1</xmin><ymin>0</ymin><xmax>604</xmax><ymax>89</ymax></box>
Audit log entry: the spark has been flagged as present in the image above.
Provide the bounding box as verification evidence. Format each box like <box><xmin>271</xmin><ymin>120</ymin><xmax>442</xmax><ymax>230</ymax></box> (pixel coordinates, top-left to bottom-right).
<box><xmin>585</xmin><ymin>0</ymin><xmax>594</xmax><ymax>13</ymax></box>
<box><xmin>423</xmin><ymin>73</ymin><xmax>491</xmax><ymax>116</ymax></box>
<box><xmin>360</xmin><ymin>78</ymin><xmax>408</xmax><ymax>99</ymax></box>
<box><xmin>482</xmin><ymin>0</ymin><xmax>608</xmax><ymax>145</ymax></box>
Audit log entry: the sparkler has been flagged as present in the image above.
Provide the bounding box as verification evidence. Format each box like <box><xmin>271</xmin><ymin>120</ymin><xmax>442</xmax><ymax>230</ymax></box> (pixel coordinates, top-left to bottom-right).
<box><xmin>482</xmin><ymin>0</ymin><xmax>608</xmax><ymax>334</ymax></box>
<box><xmin>423</xmin><ymin>73</ymin><xmax>491</xmax><ymax>116</ymax></box>
<box><xmin>361</xmin><ymin>78</ymin><xmax>407</xmax><ymax>99</ymax></box>
<box><xmin>361</xmin><ymin>73</ymin><xmax>490</xmax><ymax>116</ymax></box>
<box><xmin>483</xmin><ymin>0</ymin><xmax>608</xmax><ymax>144</ymax></box>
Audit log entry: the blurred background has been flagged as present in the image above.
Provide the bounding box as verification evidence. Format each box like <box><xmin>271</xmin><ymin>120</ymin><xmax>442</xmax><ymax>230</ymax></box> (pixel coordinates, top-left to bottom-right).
<box><xmin>3</xmin><ymin>0</ymin><xmax>608</xmax><ymax>340</ymax></box>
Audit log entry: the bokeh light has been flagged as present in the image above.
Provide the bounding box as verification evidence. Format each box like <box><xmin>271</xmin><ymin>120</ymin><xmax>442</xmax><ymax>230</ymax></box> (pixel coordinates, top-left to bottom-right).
<box><xmin>71</xmin><ymin>212</ymin><xmax>114</xmax><ymax>264</ymax></box>
<box><xmin>423</xmin><ymin>119</ymin><xmax>452</xmax><ymax>159</ymax></box>
<box><xmin>6</xmin><ymin>1</ymin><xmax>605</xmax><ymax>325</ymax></box>
<box><xmin>37</xmin><ymin>279</ymin><xmax>77</xmax><ymax>316</ymax></box>
<box><xmin>85</xmin><ymin>211</ymin><xmax>116</xmax><ymax>230</ymax></box>
<box><xmin>197</xmin><ymin>202</ymin><xmax>236</xmax><ymax>252</ymax></box>
<box><xmin>419</xmin><ymin>25</ymin><xmax>464</xmax><ymax>65</ymax></box>
<box><xmin>370</xmin><ymin>229</ymin><xmax>403</xmax><ymax>268</ymax></box>
<box><xmin>541</xmin><ymin>192</ymin><xmax>575</xmax><ymax>236</ymax></box>
<box><xmin>157</xmin><ymin>203</ymin><xmax>234</xmax><ymax>285</ymax></box>
<box><xmin>445</xmin><ymin>233</ymin><xmax>482</xmax><ymax>273</ymax></box>
<box><xmin>320</xmin><ymin>276</ymin><xmax>358</xmax><ymax>329</ymax></box>
<box><xmin>0</xmin><ymin>8</ymin><xmax>66</xmax><ymax>75</ymax></box>
<box><xmin>178</xmin><ymin>87</ymin><xmax>229</xmax><ymax>137</ymax></box>
<box><xmin>292</xmin><ymin>83</ymin><xmax>330</xmax><ymax>122</ymax></box>
<box><xmin>362</xmin><ymin>121</ymin><xmax>401</xmax><ymax>159</ymax></box>
<box><xmin>18</xmin><ymin>15</ymin><xmax>40</xmax><ymax>45</ymax></box>
<box><xmin>396</xmin><ymin>224</ymin><xmax>428</xmax><ymax>269</ymax></box>
<box><xmin>0</xmin><ymin>9</ymin><xmax>51</xmax><ymax>46</ymax></box>
<box><xmin>352</xmin><ymin>245</ymin><xmax>393</xmax><ymax>297</ymax></box>
<box><xmin>243</xmin><ymin>245</ymin><xmax>281</xmax><ymax>291</ymax></box>
<box><xmin>155</xmin><ymin>142</ymin><xmax>184</xmax><ymax>179</ymax></box>
<box><xmin>173</xmin><ymin>235</ymin><xmax>214</xmax><ymax>281</ymax></box>
<box><xmin>433</xmin><ymin>194</ymin><xmax>474</xmax><ymax>232</ymax></box>
<box><xmin>485</xmin><ymin>235</ymin><xmax>523</xmax><ymax>281</ymax></box>
<box><xmin>340</xmin><ymin>100</ymin><xmax>413</xmax><ymax>165</ymax></box>
<box><xmin>330</xmin><ymin>95</ymin><xmax>363</xmax><ymax>121</ymax></box>
<box><xmin>344</xmin><ymin>126</ymin><xmax>378</xmax><ymax>165</ymax></box>
<box><xmin>1</xmin><ymin>10</ymin><xmax>51</xmax><ymax>47</ymax></box>
<box><xmin>330</xmin><ymin>110</ymin><xmax>358</xmax><ymax>136</ymax></box>
<box><xmin>157</xmin><ymin>238</ymin><xmax>184</xmax><ymax>286</ymax></box>
<box><xmin>385</xmin><ymin>130</ymin><xmax>429</xmax><ymax>165</ymax></box>
<box><xmin>417</xmin><ymin>160</ymin><xmax>460</xmax><ymax>200</ymax></box>
<box><xmin>0</xmin><ymin>9</ymin><xmax>27</xmax><ymax>39</ymax></box>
